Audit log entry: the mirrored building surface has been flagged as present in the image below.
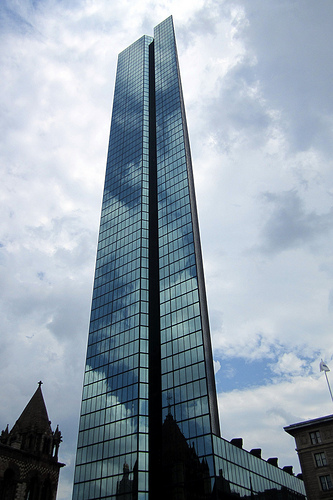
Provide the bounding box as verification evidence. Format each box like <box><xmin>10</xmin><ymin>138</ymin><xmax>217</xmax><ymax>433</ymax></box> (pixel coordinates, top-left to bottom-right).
<box><xmin>72</xmin><ymin>16</ymin><xmax>306</xmax><ymax>500</ymax></box>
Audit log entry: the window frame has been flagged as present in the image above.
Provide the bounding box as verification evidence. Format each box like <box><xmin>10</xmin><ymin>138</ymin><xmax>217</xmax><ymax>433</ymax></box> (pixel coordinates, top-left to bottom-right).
<box><xmin>314</xmin><ymin>451</ymin><xmax>327</xmax><ymax>467</ymax></box>
<box><xmin>310</xmin><ymin>430</ymin><xmax>322</xmax><ymax>444</ymax></box>
<box><xmin>319</xmin><ymin>474</ymin><xmax>333</xmax><ymax>491</ymax></box>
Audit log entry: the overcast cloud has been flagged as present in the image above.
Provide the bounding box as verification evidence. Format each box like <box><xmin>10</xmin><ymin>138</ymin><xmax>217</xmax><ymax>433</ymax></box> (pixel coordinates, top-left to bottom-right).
<box><xmin>1</xmin><ymin>1</ymin><xmax>333</xmax><ymax>497</ymax></box>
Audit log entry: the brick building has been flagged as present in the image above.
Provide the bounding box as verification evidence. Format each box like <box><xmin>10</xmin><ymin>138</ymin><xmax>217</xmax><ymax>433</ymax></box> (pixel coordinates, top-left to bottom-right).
<box><xmin>285</xmin><ymin>414</ymin><xmax>333</xmax><ymax>500</ymax></box>
<box><xmin>0</xmin><ymin>382</ymin><xmax>64</xmax><ymax>499</ymax></box>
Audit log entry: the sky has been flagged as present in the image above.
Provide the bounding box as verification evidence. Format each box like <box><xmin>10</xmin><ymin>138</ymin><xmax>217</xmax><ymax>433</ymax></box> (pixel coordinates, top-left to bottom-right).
<box><xmin>1</xmin><ymin>0</ymin><xmax>333</xmax><ymax>497</ymax></box>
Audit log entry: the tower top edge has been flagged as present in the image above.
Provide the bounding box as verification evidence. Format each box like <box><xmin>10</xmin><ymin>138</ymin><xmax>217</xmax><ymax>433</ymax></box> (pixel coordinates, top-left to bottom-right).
<box><xmin>154</xmin><ymin>14</ymin><xmax>173</xmax><ymax>31</ymax></box>
<box><xmin>117</xmin><ymin>15</ymin><xmax>174</xmax><ymax>57</ymax></box>
<box><xmin>118</xmin><ymin>34</ymin><xmax>153</xmax><ymax>57</ymax></box>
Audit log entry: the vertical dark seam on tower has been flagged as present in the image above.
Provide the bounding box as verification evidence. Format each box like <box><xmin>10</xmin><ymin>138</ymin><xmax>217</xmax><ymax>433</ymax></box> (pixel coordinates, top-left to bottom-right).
<box><xmin>148</xmin><ymin>39</ymin><xmax>162</xmax><ymax>495</ymax></box>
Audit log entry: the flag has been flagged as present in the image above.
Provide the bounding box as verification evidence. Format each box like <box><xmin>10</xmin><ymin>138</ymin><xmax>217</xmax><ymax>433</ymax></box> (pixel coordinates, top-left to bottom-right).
<box><xmin>320</xmin><ymin>359</ymin><xmax>330</xmax><ymax>372</ymax></box>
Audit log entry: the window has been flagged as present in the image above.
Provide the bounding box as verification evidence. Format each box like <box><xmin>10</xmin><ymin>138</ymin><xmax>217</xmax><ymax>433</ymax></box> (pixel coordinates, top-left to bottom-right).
<box><xmin>315</xmin><ymin>452</ymin><xmax>327</xmax><ymax>467</ymax></box>
<box><xmin>0</xmin><ymin>468</ymin><xmax>17</xmax><ymax>500</ymax></box>
<box><xmin>320</xmin><ymin>475</ymin><xmax>333</xmax><ymax>491</ymax></box>
<box><xmin>310</xmin><ymin>430</ymin><xmax>322</xmax><ymax>444</ymax></box>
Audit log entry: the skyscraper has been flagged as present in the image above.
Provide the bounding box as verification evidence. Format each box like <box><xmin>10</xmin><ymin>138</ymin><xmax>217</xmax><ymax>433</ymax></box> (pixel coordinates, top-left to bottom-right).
<box><xmin>73</xmin><ymin>17</ymin><xmax>306</xmax><ymax>500</ymax></box>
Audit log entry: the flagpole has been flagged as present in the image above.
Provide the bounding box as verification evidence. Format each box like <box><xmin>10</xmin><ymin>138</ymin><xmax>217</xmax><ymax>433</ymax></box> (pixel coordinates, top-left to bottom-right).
<box><xmin>324</xmin><ymin>371</ymin><xmax>333</xmax><ymax>403</ymax></box>
<box><xmin>320</xmin><ymin>359</ymin><xmax>333</xmax><ymax>404</ymax></box>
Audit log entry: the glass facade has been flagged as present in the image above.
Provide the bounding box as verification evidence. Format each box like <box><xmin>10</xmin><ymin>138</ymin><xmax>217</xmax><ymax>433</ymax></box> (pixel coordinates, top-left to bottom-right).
<box><xmin>154</xmin><ymin>17</ymin><xmax>219</xmax><ymax>490</ymax></box>
<box><xmin>73</xmin><ymin>34</ymin><xmax>152</xmax><ymax>500</ymax></box>
<box><xmin>213</xmin><ymin>436</ymin><xmax>305</xmax><ymax>498</ymax></box>
<box><xmin>73</xmin><ymin>16</ymin><xmax>306</xmax><ymax>500</ymax></box>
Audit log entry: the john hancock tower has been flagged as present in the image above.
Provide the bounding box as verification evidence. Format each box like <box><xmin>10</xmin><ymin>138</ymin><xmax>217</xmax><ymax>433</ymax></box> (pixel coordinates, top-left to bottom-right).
<box><xmin>73</xmin><ymin>17</ymin><xmax>305</xmax><ymax>500</ymax></box>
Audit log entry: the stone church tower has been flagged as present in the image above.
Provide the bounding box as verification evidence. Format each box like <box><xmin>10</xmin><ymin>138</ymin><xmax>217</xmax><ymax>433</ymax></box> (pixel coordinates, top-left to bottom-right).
<box><xmin>0</xmin><ymin>382</ymin><xmax>64</xmax><ymax>499</ymax></box>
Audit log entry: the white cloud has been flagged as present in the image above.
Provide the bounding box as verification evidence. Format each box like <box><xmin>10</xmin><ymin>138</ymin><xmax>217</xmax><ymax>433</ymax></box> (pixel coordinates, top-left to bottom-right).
<box><xmin>258</xmin><ymin>189</ymin><xmax>333</xmax><ymax>254</ymax></box>
<box><xmin>213</xmin><ymin>359</ymin><xmax>221</xmax><ymax>374</ymax></box>
<box><xmin>218</xmin><ymin>373</ymin><xmax>333</xmax><ymax>474</ymax></box>
<box><xmin>1</xmin><ymin>1</ymin><xmax>333</xmax><ymax>498</ymax></box>
<box><xmin>270</xmin><ymin>353</ymin><xmax>308</xmax><ymax>377</ymax></box>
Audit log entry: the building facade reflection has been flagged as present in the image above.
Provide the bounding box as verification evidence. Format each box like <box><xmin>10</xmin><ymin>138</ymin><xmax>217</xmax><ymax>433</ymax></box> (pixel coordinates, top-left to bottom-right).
<box><xmin>116</xmin><ymin>462</ymin><xmax>137</xmax><ymax>500</ymax></box>
<box><xmin>72</xmin><ymin>16</ymin><xmax>306</xmax><ymax>500</ymax></box>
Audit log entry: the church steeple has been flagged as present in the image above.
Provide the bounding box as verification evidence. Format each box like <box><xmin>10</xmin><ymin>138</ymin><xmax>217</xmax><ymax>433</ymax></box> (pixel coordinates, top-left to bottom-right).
<box><xmin>1</xmin><ymin>382</ymin><xmax>61</xmax><ymax>458</ymax></box>
<box><xmin>10</xmin><ymin>382</ymin><xmax>51</xmax><ymax>437</ymax></box>
<box><xmin>0</xmin><ymin>383</ymin><xmax>64</xmax><ymax>500</ymax></box>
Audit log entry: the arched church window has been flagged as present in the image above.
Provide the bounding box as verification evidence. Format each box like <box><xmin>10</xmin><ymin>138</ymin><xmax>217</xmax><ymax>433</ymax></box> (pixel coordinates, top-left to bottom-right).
<box><xmin>0</xmin><ymin>468</ymin><xmax>17</xmax><ymax>500</ymax></box>
<box><xmin>25</xmin><ymin>474</ymin><xmax>40</xmax><ymax>500</ymax></box>
<box><xmin>43</xmin><ymin>437</ymin><xmax>51</xmax><ymax>454</ymax></box>
<box><xmin>41</xmin><ymin>476</ymin><xmax>53</xmax><ymax>500</ymax></box>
